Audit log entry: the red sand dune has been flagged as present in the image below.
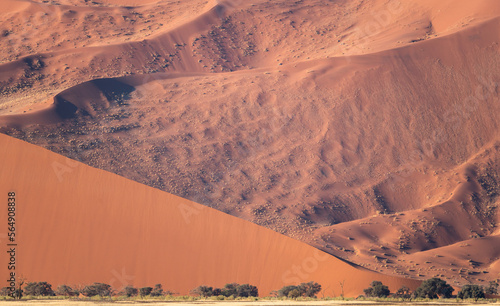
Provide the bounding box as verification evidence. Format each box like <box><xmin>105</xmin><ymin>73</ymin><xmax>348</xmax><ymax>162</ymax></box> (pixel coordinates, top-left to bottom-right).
<box><xmin>1</xmin><ymin>0</ymin><xmax>500</xmax><ymax>292</ymax></box>
<box><xmin>0</xmin><ymin>134</ymin><xmax>418</xmax><ymax>296</ymax></box>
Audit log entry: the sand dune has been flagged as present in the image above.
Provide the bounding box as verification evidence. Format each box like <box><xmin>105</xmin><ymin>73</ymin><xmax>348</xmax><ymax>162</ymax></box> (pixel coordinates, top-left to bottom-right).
<box><xmin>1</xmin><ymin>0</ymin><xmax>500</xmax><ymax>293</ymax></box>
<box><xmin>0</xmin><ymin>134</ymin><xmax>418</xmax><ymax>296</ymax></box>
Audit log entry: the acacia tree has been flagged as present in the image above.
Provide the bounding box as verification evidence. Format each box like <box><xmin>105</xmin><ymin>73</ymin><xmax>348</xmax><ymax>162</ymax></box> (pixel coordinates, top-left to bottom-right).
<box><xmin>55</xmin><ymin>284</ymin><xmax>77</xmax><ymax>296</ymax></box>
<box><xmin>190</xmin><ymin>286</ymin><xmax>213</xmax><ymax>297</ymax></box>
<box><xmin>277</xmin><ymin>285</ymin><xmax>298</xmax><ymax>297</ymax></box>
<box><xmin>236</xmin><ymin>284</ymin><xmax>258</xmax><ymax>297</ymax></box>
<box><xmin>124</xmin><ymin>286</ymin><xmax>138</xmax><ymax>297</ymax></box>
<box><xmin>486</xmin><ymin>281</ymin><xmax>499</xmax><ymax>295</ymax></box>
<box><xmin>150</xmin><ymin>284</ymin><xmax>164</xmax><ymax>297</ymax></box>
<box><xmin>363</xmin><ymin>281</ymin><xmax>390</xmax><ymax>298</ymax></box>
<box><xmin>139</xmin><ymin>287</ymin><xmax>153</xmax><ymax>297</ymax></box>
<box><xmin>298</xmin><ymin>282</ymin><xmax>322</xmax><ymax>297</ymax></box>
<box><xmin>278</xmin><ymin>282</ymin><xmax>321</xmax><ymax>298</ymax></box>
<box><xmin>394</xmin><ymin>286</ymin><xmax>411</xmax><ymax>300</ymax></box>
<box><xmin>24</xmin><ymin>282</ymin><xmax>54</xmax><ymax>296</ymax></box>
<box><xmin>221</xmin><ymin>283</ymin><xmax>238</xmax><ymax>297</ymax></box>
<box><xmin>81</xmin><ymin>283</ymin><xmax>112</xmax><ymax>297</ymax></box>
<box><xmin>413</xmin><ymin>278</ymin><xmax>453</xmax><ymax>299</ymax></box>
<box><xmin>458</xmin><ymin>285</ymin><xmax>485</xmax><ymax>301</ymax></box>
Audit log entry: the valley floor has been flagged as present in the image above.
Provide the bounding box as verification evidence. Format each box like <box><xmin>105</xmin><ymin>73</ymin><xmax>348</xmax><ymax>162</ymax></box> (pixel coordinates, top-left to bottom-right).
<box><xmin>1</xmin><ymin>300</ymin><xmax>499</xmax><ymax>306</ymax></box>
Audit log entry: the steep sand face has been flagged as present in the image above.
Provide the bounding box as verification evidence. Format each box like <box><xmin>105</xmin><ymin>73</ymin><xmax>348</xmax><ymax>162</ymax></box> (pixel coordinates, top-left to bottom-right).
<box><xmin>0</xmin><ymin>134</ymin><xmax>418</xmax><ymax>296</ymax></box>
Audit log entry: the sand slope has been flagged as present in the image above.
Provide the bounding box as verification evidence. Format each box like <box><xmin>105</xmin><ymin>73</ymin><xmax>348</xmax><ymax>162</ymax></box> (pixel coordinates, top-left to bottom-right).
<box><xmin>0</xmin><ymin>134</ymin><xmax>418</xmax><ymax>296</ymax></box>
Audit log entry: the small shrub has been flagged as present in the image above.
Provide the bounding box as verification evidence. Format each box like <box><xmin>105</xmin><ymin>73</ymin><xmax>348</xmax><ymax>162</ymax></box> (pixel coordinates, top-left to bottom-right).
<box><xmin>0</xmin><ymin>287</ymin><xmax>11</xmax><ymax>296</ymax></box>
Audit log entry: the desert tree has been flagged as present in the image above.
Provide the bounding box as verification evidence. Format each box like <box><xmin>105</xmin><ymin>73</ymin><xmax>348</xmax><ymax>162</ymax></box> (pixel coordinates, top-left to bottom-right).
<box><xmin>221</xmin><ymin>283</ymin><xmax>238</xmax><ymax>297</ymax></box>
<box><xmin>81</xmin><ymin>283</ymin><xmax>112</xmax><ymax>297</ymax></box>
<box><xmin>413</xmin><ymin>278</ymin><xmax>453</xmax><ymax>299</ymax></box>
<box><xmin>15</xmin><ymin>275</ymin><xmax>26</xmax><ymax>300</ymax></box>
<box><xmin>236</xmin><ymin>284</ymin><xmax>258</xmax><ymax>297</ymax></box>
<box><xmin>394</xmin><ymin>285</ymin><xmax>411</xmax><ymax>300</ymax></box>
<box><xmin>288</xmin><ymin>289</ymin><xmax>301</xmax><ymax>299</ymax></box>
<box><xmin>55</xmin><ymin>284</ymin><xmax>77</xmax><ymax>296</ymax></box>
<box><xmin>486</xmin><ymin>280</ymin><xmax>499</xmax><ymax>295</ymax></box>
<box><xmin>190</xmin><ymin>285</ymin><xmax>213</xmax><ymax>297</ymax></box>
<box><xmin>150</xmin><ymin>284</ymin><xmax>164</xmax><ymax>297</ymax></box>
<box><xmin>139</xmin><ymin>287</ymin><xmax>153</xmax><ymax>297</ymax></box>
<box><xmin>458</xmin><ymin>285</ymin><xmax>485</xmax><ymax>301</ymax></box>
<box><xmin>363</xmin><ymin>281</ymin><xmax>390</xmax><ymax>298</ymax></box>
<box><xmin>298</xmin><ymin>281</ymin><xmax>321</xmax><ymax>297</ymax></box>
<box><xmin>24</xmin><ymin>282</ymin><xmax>54</xmax><ymax>296</ymax></box>
<box><xmin>277</xmin><ymin>285</ymin><xmax>299</xmax><ymax>297</ymax></box>
<box><xmin>124</xmin><ymin>286</ymin><xmax>138</xmax><ymax>297</ymax></box>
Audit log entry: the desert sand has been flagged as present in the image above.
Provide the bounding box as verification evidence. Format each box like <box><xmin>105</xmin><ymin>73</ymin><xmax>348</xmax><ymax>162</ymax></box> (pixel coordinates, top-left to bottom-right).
<box><xmin>0</xmin><ymin>134</ymin><xmax>419</xmax><ymax>296</ymax></box>
<box><xmin>1</xmin><ymin>0</ymin><xmax>500</xmax><ymax>295</ymax></box>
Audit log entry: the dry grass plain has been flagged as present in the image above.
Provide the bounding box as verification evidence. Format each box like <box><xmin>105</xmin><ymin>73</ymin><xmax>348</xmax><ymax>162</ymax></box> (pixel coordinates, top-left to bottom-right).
<box><xmin>1</xmin><ymin>300</ymin><xmax>499</xmax><ymax>306</ymax></box>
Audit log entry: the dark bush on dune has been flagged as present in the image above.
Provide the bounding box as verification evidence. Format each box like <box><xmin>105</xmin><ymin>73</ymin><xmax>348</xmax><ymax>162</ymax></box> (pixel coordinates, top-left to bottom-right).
<box><xmin>124</xmin><ymin>286</ymin><xmax>138</xmax><ymax>297</ymax></box>
<box><xmin>191</xmin><ymin>283</ymin><xmax>259</xmax><ymax>298</ymax></box>
<box><xmin>150</xmin><ymin>283</ymin><xmax>164</xmax><ymax>296</ymax></box>
<box><xmin>190</xmin><ymin>285</ymin><xmax>214</xmax><ymax>297</ymax></box>
<box><xmin>55</xmin><ymin>284</ymin><xmax>78</xmax><ymax>296</ymax></box>
<box><xmin>394</xmin><ymin>285</ymin><xmax>412</xmax><ymax>300</ymax></box>
<box><xmin>458</xmin><ymin>285</ymin><xmax>485</xmax><ymax>301</ymax></box>
<box><xmin>277</xmin><ymin>282</ymin><xmax>321</xmax><ymax>298</ymax></box>
<box><xmin>139</xmin><ymin>287</ymin><xmax>153</xmax><ymax>297</ymax></box>
<box><xmin>236</xmin><ymin>284</ymin><xmax>258</xmax><ymax>297</ymax></box>
<box><xmin>486</xmin><ymin>281</ymin><xmax>499</xmax><ymax>295</ymax></box>
<box><xmin>363</xmin><ymin>281</ymin><xmax>390</xmax><ymax>298</ymax></box>
<box><xmin>81</xmin><ymin>283</ymin><xmax>112</xmax><ymax>297</ymax></box>
<box><xmin>413</xmin><ymin>278</ymin><xmax>453</xmax><ymax>299</ymax></box>
<box><xmin>24</xmin><ymin>282</ymin><xmax>55</xmax><ymax>296</ymax></box>
<box><xmin>221</xmin><ymin>283</ymin><xmax>238</xmax><ymax>297</ymax></box>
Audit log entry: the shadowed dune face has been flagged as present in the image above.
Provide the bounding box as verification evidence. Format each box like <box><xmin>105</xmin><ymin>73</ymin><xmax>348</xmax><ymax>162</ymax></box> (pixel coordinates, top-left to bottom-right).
<box><xmin>0</xmin><ymin>134</ymin><xmax>419</xmax><ymax>296</ymax></box>
<box><xmin>1</xmin><ymin>0</ymin><xmax>500</xmax><ymax>291</ymax></box>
